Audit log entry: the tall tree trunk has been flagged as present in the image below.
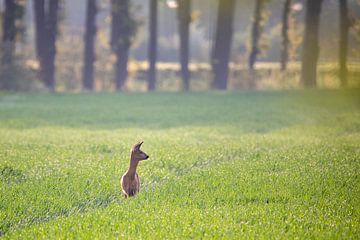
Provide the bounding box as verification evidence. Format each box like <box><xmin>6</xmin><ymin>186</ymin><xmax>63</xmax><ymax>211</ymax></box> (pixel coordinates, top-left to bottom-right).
<box><xmin>148</xmin><ymin>0</ymin><xmax>157</xmax><ymax>91</ymax></box>
<box><xmin>43</xmin><ymin>0</ymin><xmax>59</xmax><ymax>92</ymax></box>
<box><xmin>83</xmin><ymin>0</ymin><xmax>97</xmax><ymax>91</ymax></box>
<box><xmin>177</xmin><ymin>0</ymin><xmax>191</xmax><ymax>91</ymax></box>
<box><xmin>33</xmin><ymin>0</ymin><xmax>59</xmax><ymax>92</ymax></box>
<box><xmin>280</xmin><ymin>0</ymin><xmax>291</xmax><ymax>71</ymax></box>
<box><xmin>249</xmin><ymin>0</ymin><xmax>265</xmax><ymax>70</ymax></box>
<box><xmin>111</xmin><ymin>0</ymin><xmax>132</xmax><ymax>91</ymax></box>
<box><xmin>248</xmin><ymin>0</ymin><xmax>267</xmax><ymax>89</ymax></box>
<box><xmin>301</xmin><ymin>0</ymin><xmax>323</xmax><ymax>88</ymax></box>
<box><xmin>33</xmin><ymin>0</ymin><xmax>45</xmax><ymax>64</ymax></box>
<box><xmin>211</xmin><ymin>0</ymin><xmax>235</xmax><ymax>90</ymax></box>
<box><xmin>339</xmin><ymin>0</ymin><xmax>349</xmax><ymax>87</ymax></box>
<box><xmin>2</xmin><ymin>0</ymin><xmax>16</xmax><ymax>65</ymax></box>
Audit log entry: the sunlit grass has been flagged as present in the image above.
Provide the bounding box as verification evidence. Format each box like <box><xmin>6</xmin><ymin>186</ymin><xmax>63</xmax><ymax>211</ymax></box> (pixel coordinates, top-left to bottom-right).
<box><xmin>0</xmin><ymin>90</ymin><xmax>359</xmax><ymax>239</ymax></box>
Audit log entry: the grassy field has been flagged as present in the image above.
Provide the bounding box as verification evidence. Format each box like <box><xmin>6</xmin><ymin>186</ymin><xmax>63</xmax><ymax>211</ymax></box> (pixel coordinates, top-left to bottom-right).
<box><xmin>0</xmin><ymin>90</ymin><xmax>359</xmax><ymax>239</ymax></box>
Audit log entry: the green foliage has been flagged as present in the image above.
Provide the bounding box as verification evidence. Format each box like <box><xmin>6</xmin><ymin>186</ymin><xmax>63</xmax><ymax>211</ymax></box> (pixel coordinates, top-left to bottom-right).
<box><xmin>0</xmin><ymin>90</ymin><xmax>359</xmax><ymax>238</ymax></box>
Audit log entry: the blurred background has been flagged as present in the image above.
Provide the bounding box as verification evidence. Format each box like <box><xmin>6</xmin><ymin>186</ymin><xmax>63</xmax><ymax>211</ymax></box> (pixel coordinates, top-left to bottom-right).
<box><xmin>0</xmin><ymin>0</ymin><xmax>359</xmax><ymax>92</ymax></box>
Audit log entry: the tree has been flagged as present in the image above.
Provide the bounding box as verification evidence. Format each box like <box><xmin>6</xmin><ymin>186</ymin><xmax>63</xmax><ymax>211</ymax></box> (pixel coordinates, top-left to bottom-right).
<box><xmin>148</xmin><ymin>0</ymin><xmax>157</xmax><ymax>91</ymax></box>
<box><xmin>177</xmin><ymin>0</ymin><xmax>191</xmax><ymax>91</ymax></box>
<box><xmin>300</xmin><ymin>0</ymin><xmax>323</xmax><ymax>88</ymax></box>
<box><xmin>1</xmin><ymin>0</ymin><xmax>25</xmax><ymax>90</ymax></box>
<box><xmin>339</xmin><ymin>0</ymin><xmax>349</xmax><ymax>87</ymax></box>
<box><xmin>211</xmin><ymin>0</ymin><xmax>235</xmax><ymax>90</ymax></box>
<box><xmin>280</xmin><ymin>0</ymin><xmax>291</xmax><ymax>71</ymax></box>
<box><xmin>111</xmin><ymin>0</ymin><xmax>135</xmax><ymax>91</ymax></box>
<box><xmin>33</xmin><ymin>0</ymin><xmax>59</xmax><ymax>92</ymax></box>
<box><xmin>83</xmin><ymin>0</ymin><xmax>97</xmax><ymax>91</ymax></box>
<box><xmin>2</xmin><ymin>0</ymin><xmax>16</xmax><ymax>65</ymax></box>
<box><xmin>249</xmin><ymin>0</ymin><xmax>267</xmax><ymax>70</ymax></box>
<box><xmin>33</xmin><ymin>0</ymin><xmax>45</xmax><ymax>66</ymax></box>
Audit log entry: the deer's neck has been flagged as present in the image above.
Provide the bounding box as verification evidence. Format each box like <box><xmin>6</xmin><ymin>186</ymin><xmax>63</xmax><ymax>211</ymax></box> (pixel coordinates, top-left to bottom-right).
<box><xmin>126</xmin><ymin>154</ymin><xmax>139</xmax><ymax>177</ymax></box>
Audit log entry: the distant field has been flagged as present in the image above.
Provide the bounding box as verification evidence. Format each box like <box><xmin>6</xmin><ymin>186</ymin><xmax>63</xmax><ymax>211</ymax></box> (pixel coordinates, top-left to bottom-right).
<box><xmin>0</xmin><ymin>90</ymin><xmax>359</xmax><ymax>239</ymax></box>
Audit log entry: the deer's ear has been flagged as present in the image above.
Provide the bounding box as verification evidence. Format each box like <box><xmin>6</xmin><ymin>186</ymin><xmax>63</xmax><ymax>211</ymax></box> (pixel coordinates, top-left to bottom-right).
<box><xmin>133</xmin><ymin>141</ymin><xmax>143</xmax><ymax>150</ymax></box>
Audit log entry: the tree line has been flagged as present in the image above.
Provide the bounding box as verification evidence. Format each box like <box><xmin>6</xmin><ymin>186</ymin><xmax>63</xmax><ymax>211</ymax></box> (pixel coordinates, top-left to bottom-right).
<box><xmin>1</xmin><ymin>0</ymin><xmax>352</xmax><ymax>92</ymax></box>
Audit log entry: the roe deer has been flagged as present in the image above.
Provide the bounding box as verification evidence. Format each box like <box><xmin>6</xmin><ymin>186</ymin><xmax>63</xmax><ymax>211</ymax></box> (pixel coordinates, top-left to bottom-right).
<box><xmin>121</xmin><ymin>141</ymin><xmax>149</xmax><ymax>198</ymax></box>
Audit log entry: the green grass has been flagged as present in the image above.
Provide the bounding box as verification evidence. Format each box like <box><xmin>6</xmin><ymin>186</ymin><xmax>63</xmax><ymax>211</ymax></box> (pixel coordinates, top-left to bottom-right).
<box><xmin>0</xmin><ymin>90</ymin><xmax>359</xmax><ymax>239</ymax></box>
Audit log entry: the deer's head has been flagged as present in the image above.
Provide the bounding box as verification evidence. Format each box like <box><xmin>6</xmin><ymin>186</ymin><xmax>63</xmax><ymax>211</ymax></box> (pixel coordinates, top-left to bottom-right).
<box><xmin>131</xmin><ymin>141</ymin><xmax>149</xmax><ymax>161</ymax></box>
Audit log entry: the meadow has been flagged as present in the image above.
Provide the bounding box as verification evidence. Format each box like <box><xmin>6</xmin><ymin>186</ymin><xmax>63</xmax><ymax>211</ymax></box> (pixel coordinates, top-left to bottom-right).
<box><xmin>0</xmin><ymin>89</ymin><xmax>359</xmax><ymax>239</ymax></box>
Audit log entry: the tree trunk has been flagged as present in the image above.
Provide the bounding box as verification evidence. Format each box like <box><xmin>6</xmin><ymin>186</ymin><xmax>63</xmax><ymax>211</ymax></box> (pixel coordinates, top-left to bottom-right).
<box><xmin>43</xmin><ymin>0</ymin><xmax>59</xmax><ymax>92</ymax></box>
<box><xmin>280</xmin><ymin>0</ymin><xmax>291</xmax><ymax>71</ymax></box>
<box><xmin>339</xmin><ymin>0</ymin><xmax>348</xmax><ymax>87</ymax></box>
<box><xmin>33</xmin><ymin>0</ymin><xmax>59</xmax><ymax>92</ymax></box>
<box><xmin>177</xmin><ymin>0</ymin><xmax>191</xmax><ymax>91</ymax></box>
<box><xmin>211</xmin><ymin>0</ymin><xmax>235</xmax><ymax>90</ymax></box>
<box><xmin>33</xmin><ymin>0</ymin><xmax>45</xmax><ymax>63</ymax></box>
<box><xmin>111</xmin><ymin>0</ymin><xmax>132</xmax><ymax>91</ymax></box>
<box><xmin>83</xmin><ymin>0</ymin><xmax>97</xmax><ymax>91</ymax></box>
<box><xmin>148</xmin><ymin>0</ymin><xmax>157</xmax><ymax>91</ymax></box>
<box><xmin>2</xmin><ymin>0</ymin><xmax>16</xmax><ymax>65</ymax></box>
<box><xmin>248</xmin><ymin>0</ymin><xmax>267</xmax><ymax>89</ymax></box>
<box><xmin>114</xmin><ymin>48</ymin><xmax>129</xmax><ymax>90</ymax></box>
<box><xmin>300</xmin><ymin>0</ymin><xmax>323</xmax><ymax>88</ymax></box>
<box><xmin>249</xmin><ymin>0</ymin><xmax>264</xmax><ymax>70</ymax></box>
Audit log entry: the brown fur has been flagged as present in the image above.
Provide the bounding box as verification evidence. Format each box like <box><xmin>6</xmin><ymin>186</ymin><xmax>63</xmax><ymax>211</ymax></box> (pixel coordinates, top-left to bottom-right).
<box><xmin>121</xmin><ymin>141</ymin><xmax>149</xmax><ymax>198</ymax></box>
